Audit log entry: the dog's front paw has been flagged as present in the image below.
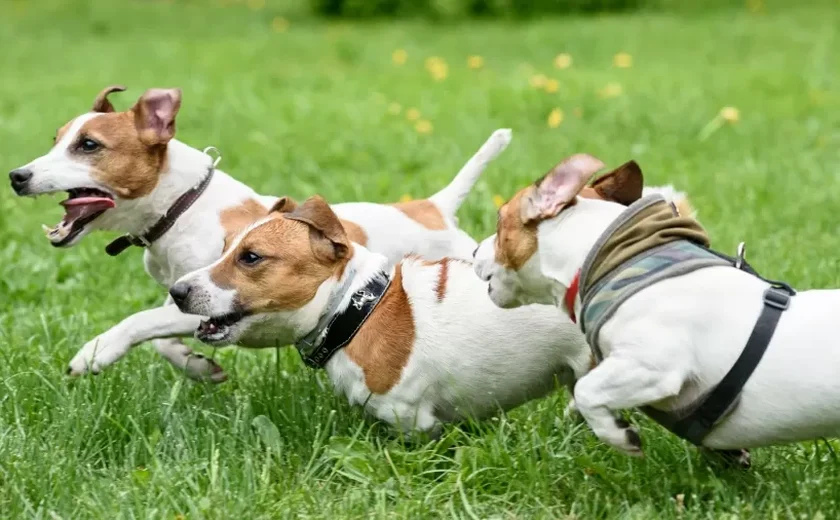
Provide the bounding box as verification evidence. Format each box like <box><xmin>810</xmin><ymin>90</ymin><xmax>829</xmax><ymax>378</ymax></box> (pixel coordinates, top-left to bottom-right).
<box><xmin>610</xmin><ymin>418</ymin><xmax>644</xmax><ymax>456</ymax></box>
<box><xmin>67</xmin><ymin>334</ymin><xmax>129</xmax><ymax>376</ymax></box>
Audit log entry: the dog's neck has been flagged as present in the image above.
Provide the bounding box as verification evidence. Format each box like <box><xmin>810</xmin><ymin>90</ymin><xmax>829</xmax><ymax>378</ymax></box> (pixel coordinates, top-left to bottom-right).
<box><xmin>95</xmin><ymin>139</ymin><xmax>214</xmax><ymax>237</ymax></box>
<box><xmin>290</xmin><ymin>246</ymin><xmax>391</xmax><ymax>349</ymax></box>
<box><xmin>538</xmin><ymin>198</ymin><xmax>626</xmax><ymax>294</ymax></box>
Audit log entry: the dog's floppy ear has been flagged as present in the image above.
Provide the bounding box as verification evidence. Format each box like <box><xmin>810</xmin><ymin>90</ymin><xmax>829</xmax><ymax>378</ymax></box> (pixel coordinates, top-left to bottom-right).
<box><xmin>92</xmin><ymin>85</ymin><xmax>126</xmax><ymax>113</ymax></box>
<box><xmin>590</xmin><ymin>160</ymin><xmax>643</xmax><ymax>206</ymax></box>
<box><xmin>285</xmin><ymin>196</ymin><xmax>350</xmax><ymax>263</ymax></box>
<box><xmin>522</xmin><ymin>153</ymin><xmax>604</xmax><ymax>223</ymax></box>
<box><xmin>270</xmin><ymin>196</ymin><xmax>298</xmax><ymax>214</ymax></box>
<box><xmin>132</xmin><ymin>88</ymin><xmax>182</xmax><ymax>146</ymax></box>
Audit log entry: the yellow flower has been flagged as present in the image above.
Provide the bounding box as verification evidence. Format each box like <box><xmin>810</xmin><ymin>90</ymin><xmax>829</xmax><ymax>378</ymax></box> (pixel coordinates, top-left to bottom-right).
<box><xmin>406</xmin><ymin>108</ymin><xmax>421</xmax><ymax>121</ymax></box>
<box><xmin>529</xmin><ymin>74</ymin><xmax>547</xmax><ymax>89</ymax></box>
<box><xmin>598</xmin><ymin>82</ymin><xmax>623</xmax><ymax>99</ymax></box>
<box><xmin>392</xmin><ymin>49</ymin><xmax>408</xmax><ymax>65</ymax></box>
<box><xmin>492</xmin><ymin>194</ymin><xmax>505</xmax><ymax>209</ymax></box>
<box><xmin>547</xmin><ymin>108</ymin><xmax>564</xmax><ymax>128</ymax></box>
<box><xmin>544</xmin><ymin>79</ymin><xmax>560</xmax><ymax>94</ymax></box>
<box><xmin>247</xmin><ymin>0</ymin><xmax>264</xmax><ymax>10</ymax></box>
<box><xmin>271</xmin><ymin>17</ymin><xmax>289</xmax><ymax>32</ymax></box>
<box><xmin>467</xmin><ymin>55</ymin><xmax>484</xmax><ymax>70</ymax></box>
<box><xmin>387</xmin><ymin>102</ymin><xmax>402</xmax><ymax>115</ymax></box>
<box><xmin>399</xmin><ymin>194</ymin><xmax>413</xmax><ymax>202</ymax></box>
<box><xmin>746</xmin><ymin>0</ymin><xmax>763</xmax><ymax>13</ymax></box>
<box><xmin>720</xmin><ymin>106</ymin><xmax>740</xmax><ymax>123</ymax></box>
<box><xmin>573</xmin><ymin>107</ymin><xmax>583</xmax><ymax>118</ymax></box>
<box><xmin>425</xmin><ymin>57</ymin><xmax>449</xmax><ymax>81</ymax></box>
<box><xmin>613</xmin><ymin>52</ymin><xmax>633</xmax><ymax>68</ymax></box>
<box><xmin>554</xmin><ymin>53</ymin><xmax>573</xmax><ymax>69</ymax></box>
<box><xmin>174</xmin><ymin>515</ymin><xmax>186</xmax><ymax>520</ymax></box>
<box><xmin>415</xmin><ymin>120</ymin><xmax>433</xmax><ymax>134</ymax></box>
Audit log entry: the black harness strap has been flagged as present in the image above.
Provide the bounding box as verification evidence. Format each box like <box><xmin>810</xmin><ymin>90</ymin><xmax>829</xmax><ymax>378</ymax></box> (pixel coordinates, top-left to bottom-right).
<box><xmin>644</xmin><ymin>269</ymin><xmax>795</xmax><ymax>445</ymax></box>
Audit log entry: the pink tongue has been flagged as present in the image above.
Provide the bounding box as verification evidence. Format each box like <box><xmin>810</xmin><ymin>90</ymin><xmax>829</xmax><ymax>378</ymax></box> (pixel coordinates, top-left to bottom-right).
<box><xmin>60</xmin><ymin>197</ymin><xmax>116</xmax><ymax>221</ymax></box>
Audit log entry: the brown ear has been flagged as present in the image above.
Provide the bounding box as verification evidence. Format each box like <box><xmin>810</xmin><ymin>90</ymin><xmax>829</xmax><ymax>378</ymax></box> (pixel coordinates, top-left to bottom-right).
<box><xmin>284</xmin><ymin>196</ymin><xmax>349</xmax><ymax>263</ymax></box>
<box><xmin>270</xmin><ymin>196</ymin><xmax>298</xmax><ymax>214</ymax></box>
<box><xmin>590</xmin><ymin>160</ymin><xmax>643</xmax><ymax>206</ymax></box>
<box><xmin>522</xmin><ymin>153</ymin><xmax>605</xmax><ymax>223</ymax></box>
<box><xmin>132</xmin><ymin>88</ymin><xmax>182</xmax><ymax>146</ymax></box>
<box><xmin>92</xmin><ymin>85</ymin><xmax>126</xmax><ymax>113</ymax></box>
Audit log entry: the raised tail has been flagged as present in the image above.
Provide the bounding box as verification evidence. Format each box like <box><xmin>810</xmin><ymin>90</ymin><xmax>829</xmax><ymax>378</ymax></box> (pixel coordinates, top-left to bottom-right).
<box><xmin>642</xmin><ymin>185</ymin><xmax>697</xmax><ymax>218</ymax></box>
<box><xmin>429</xmin><ymin>128</ymin><xmax>512</xmax><ymax>218</ymax></box>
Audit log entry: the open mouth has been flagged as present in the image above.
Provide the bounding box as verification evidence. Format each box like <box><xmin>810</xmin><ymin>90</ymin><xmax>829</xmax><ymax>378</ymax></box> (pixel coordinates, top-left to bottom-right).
<box><xmin>43</xmin><ymin>188</ymin><xmax>115</xmax><ymax>246</ymax></box>
<box><xmin>196</xmin><ymin>310</ymin><xmax>247</xmax><ymax>343</ymax></box>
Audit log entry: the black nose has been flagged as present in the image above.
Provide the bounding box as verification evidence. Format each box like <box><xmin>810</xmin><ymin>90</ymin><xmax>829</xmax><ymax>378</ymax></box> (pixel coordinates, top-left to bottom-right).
<box><xmin>9</xmin><ymin>168</ymin><xmax>33</xmax><ymax>193</ymax></box>
<box><xmin>169</xmin><ymin>282</ymin><xmax>191</xmax><ymax>307</ymax></box>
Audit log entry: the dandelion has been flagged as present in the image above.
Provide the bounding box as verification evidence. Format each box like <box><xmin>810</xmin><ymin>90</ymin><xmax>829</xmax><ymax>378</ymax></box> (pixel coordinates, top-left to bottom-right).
<box><xmin>425</xmin><ymin>57</ymin><xmax>449</xmax><ymax>81</ymax></box>
<box><xmin>492</xmin><ymin>194</ymin><xmax>505</xmax><ymax>209</ymax></box>
<box><xmin>406</xmin><ymin>108</ymin><xmax>421</xmax><ymax>121</ymax></box>
<box><xmin>387</xmin><ymin>102</ymin><xmax>402</xmax><ymax>115</ymax></box>
<box><xmin>392</xmin><ymin>49</ymin><xmax>408</xmax><ymax>65</ymax></box>
<box><xmin>544</xmin><ymin>79</ymin><xmax>560</xmax><ymax>94</ymax></box>
<box><xmin>415</xmin><ymin>120</ymin><xmax>433</xmax><ymax>134</ymax></box>
<box><xmin>400</xmin><ymin>194</ymin><xmax>413</xmax><ymax>202</ymax></box>
<box><xmin>720</xmin><ymin>106</ymin><xmax>740</xmax><ymax>123</ymax></box>
<box><xmin>699</xmin><ymin>106</ymin><xmax>740</xmax><ymax>141</ymax></box>
<box><xmin>547</xmin><ymin>108</ymin><xmax>564</xmax><ymax>128</ymax></box>
<box><xmin>467</xmin><ymin>55</ymin><xmax>484</xmax><ymax>70</ymax></box>
<box><xmin>598</xmin><ymin>82</ymin><xmax>623</xmax><ymax>99</ymax></box>
<box><xmin>613</xmin><ymin>52</ymin><xmax>633</xmax><ymax>68</ymax></box>
<box><xmin>247</xmin><ymin>0</ymin><xmax>264</xmax><ymax>10</ymax></box>
<box><xmin>529</xmin><ymin>74</ymin><xmax>547</xmax><ymax>89</ymax></box>
<box><xmin>271</xmin><ymin>17</ymin><xmax>289</xmax><ymax>32</ymax></box>
<box><xmin>554</xmin><ymin>53</ymin><xmax>573</xmax><ymax>69</ymax></box>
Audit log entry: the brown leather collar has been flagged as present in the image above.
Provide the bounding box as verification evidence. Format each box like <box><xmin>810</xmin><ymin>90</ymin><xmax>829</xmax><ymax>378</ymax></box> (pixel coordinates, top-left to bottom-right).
<box><xmin>105</xmin><ymin>166</ymin><xmax>215</xmax><ymax>256</ymax></box>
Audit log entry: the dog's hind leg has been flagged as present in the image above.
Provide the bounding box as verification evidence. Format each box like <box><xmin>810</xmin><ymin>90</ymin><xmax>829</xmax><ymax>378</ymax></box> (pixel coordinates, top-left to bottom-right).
<box><xmin>574</xmin><ymin>355</ymin><xmax>685</xmax><ymax>456</ymax></box>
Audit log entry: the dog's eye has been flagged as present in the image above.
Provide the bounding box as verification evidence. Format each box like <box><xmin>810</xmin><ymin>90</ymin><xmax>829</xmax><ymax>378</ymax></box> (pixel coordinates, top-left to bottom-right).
<box><xmin>239</xmin><ymin>251</ymin><xmax>263</xmax><ymax>266</ymax></box>
<box><xmin>78</xmin><ymin>138</ymin><xmax>101</xmax><ymax>153</ymax></box>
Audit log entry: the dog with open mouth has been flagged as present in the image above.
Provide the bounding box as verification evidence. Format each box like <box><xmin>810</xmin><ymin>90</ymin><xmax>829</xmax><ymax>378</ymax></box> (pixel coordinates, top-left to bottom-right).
<box><xmin>166</xmin><ymin>163</ymin><xmax>693</xmax><ymax>433</ymax></box>
<box><xmin>8</xmin><ymin>85</ymin><xmax>512</xmax><ymax>382</ymax></box>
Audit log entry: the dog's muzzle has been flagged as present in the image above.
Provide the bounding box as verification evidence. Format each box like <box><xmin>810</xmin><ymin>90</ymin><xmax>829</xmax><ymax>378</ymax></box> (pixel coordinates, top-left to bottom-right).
<box><xmin>9</xmin><ymin>168</ymin><xmax>33</xmax><ymax>194</ymax></box>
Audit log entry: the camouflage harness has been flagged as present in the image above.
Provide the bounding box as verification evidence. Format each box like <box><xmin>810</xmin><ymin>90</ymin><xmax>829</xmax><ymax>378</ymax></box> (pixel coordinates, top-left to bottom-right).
<box><xmin>576</xmin><ymin>195</ymin><xmax>795</xmax><ymax>445</ymax></box>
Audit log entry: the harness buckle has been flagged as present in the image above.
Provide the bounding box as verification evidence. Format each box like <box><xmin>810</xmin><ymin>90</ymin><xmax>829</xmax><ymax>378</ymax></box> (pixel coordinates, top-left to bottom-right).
<box><xmin>133</xmin><ymin>235</ymin><xmax>152</xmax><ymax>248</ymax></box>
<box><xmin>735</xmin><ymin>242</ymin><xmax>746</xmax><ymax>270</ymax></box>
<box><xmin>202</xmin><ymin>146</ymin><xmax>222</xmax><ymax>168</ymax></box>
<box><xmin>763</xmin><ymin>287</ymin><xmax>790</xmax><ymax>311</ymax></box>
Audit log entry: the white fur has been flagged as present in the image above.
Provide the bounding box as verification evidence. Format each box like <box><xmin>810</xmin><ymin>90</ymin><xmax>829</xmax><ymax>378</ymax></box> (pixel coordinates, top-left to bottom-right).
<box><xmin>173</xmin><ymin>240</ymin><xmax>592</xmax><ymax>433</ymax></box>
<box><xmin>478</xmin><ymin>194</ymin><xmax>840</xmax><ymax>453</ymax></box>
<box><xmin>13</xmin><ymin>114</ymin><xmax>511</xmax><ymax>379</ymax></box>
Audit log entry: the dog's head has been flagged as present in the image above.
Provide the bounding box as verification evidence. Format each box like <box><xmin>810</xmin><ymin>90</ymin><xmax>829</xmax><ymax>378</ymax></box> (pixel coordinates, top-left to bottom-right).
<box><xmin>8</xmin><ymin>85</ymin><xmax>182</xmax><ymax>247</ymax></box>
<box><xmin>169</xmin><ymin>196</ymin><xmax>353</xmax><ymax>346</ymax></box>
<box><xmin>474</xmin><ymin>155</ymin><xmax>645</xmax><ymax>309</ymax></box>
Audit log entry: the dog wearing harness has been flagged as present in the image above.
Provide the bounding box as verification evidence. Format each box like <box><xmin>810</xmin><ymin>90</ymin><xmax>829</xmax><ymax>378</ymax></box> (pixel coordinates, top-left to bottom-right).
<box><xmin>475</xmin><ymin>153</ymin><xmax>840</xmax><ymax>459</ymax></box>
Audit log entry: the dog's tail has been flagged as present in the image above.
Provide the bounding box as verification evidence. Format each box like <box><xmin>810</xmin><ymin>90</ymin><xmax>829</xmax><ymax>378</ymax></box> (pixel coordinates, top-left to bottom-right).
<box><xmin>429</xmin><ymin>128</ymin><xmax>512</xmax><ymax>218</ymax></box>
<box><xmin>642</xmin><ymin>185</ymin><xmax>697</xmax><ymax>218</ymax></box>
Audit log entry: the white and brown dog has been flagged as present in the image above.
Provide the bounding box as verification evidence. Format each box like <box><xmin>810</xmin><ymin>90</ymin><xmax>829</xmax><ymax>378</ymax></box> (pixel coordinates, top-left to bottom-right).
<box><xmin>474</xmin><ymin>153</ymin><xmax>840</xmax><ymax>455</ymax></box>
<box><xmin>9</xmin><ymin>85</ymin><xmax>511</xmax><ymax>382</ymax></box>
<box><xmin>165</xmin><ymin>163</ymin><xmax>688</xmax><ymax>433</ymax></box>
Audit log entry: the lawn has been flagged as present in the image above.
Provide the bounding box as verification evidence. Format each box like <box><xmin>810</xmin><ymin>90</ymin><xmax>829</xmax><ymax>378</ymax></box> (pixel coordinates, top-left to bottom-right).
<box><xmin>1</xmin><ymin>0</ymin><xmax>839</xmax><ymax>518</ymax></box>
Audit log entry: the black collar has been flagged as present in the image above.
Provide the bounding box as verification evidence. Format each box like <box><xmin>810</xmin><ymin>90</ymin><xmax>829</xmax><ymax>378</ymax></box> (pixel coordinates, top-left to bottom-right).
<box><xmin>105</xmin><ymin>165</ymin><xmax>215</xmax><ymax>256</ymax></box>
<box><xmin>296</xmin><ymin>272</ymin><xmax>391</xmax><ymax>369</ymax></box>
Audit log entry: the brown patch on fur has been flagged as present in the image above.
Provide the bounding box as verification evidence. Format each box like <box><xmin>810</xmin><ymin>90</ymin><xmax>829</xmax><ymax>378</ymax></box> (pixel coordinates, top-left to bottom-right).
<box><xmin>209</xmin><ymin>208</ymin><xmax>353</xmax><ymax>311</ymax></box>
<box><xmin>71</xmin><ymin>112</ymin><xmax>167</xmax><ymax>199</ymax></box>
<box><xmin>219</xmin><ymin>199</ymin><xmax>268</xmax><ymax>251</ymax></box>
<box><xmin>344</xmin><ymin>263</ymin><xmax>415</xmax><ymax>394</ymax></box>
<box><xmin>393</xmin><ymin>199</ymin><xmax>447</xmax><ymax>230</ymax></box>
<box><xmin>675</xmin><ymin>197</ymin><xmax>695</xmax><ymax>218</ymax></box>
<box><xmin>339</xmin><ymin>219</ymin><xmax>368</xmax><ymax>246</ymax></box>
<box><xmin>92</xmin><ymin>85</ymin><xmax>126</xmax><ymax>113</ymax></box>
<box><xmin>435</xmin><ymin>258</ymin><xmax>449</xmax><ymax>302</ymax></box>
<box><xmin>55</xmin><ymin>120</ymin><xmax>74</xmax><ymax>144</ymax></box>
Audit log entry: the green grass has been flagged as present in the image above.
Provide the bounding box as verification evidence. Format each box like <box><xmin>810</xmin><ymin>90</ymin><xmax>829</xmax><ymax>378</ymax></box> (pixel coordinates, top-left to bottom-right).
<box><xmin>1</xmin><ymin>0</ymin><xmax>840</xmax><ymax>517</ymax></box>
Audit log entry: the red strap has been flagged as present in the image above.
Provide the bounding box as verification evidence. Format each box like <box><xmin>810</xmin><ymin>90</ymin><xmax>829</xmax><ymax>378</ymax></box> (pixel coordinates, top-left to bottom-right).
<box><xmin>565</xmin><ymin>270</ymin><xmax>581</xmax><ymax>324</ymax></box>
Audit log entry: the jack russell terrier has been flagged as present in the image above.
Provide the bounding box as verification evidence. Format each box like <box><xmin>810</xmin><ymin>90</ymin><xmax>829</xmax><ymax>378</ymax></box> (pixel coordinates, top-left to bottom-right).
<box><xmin>165</xmin><ymin>163</ymin><xmax>691</xmax><ymax>433</ymax></box>
<box><xmin>8</xmin><ymin>85</ymin><xmax>511</xmax><ymax>382</ymax></box>
<box><xmin>474</xmin><ymin>153</ymin><xmax>836</xmax><ymax>458</ymax></box>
